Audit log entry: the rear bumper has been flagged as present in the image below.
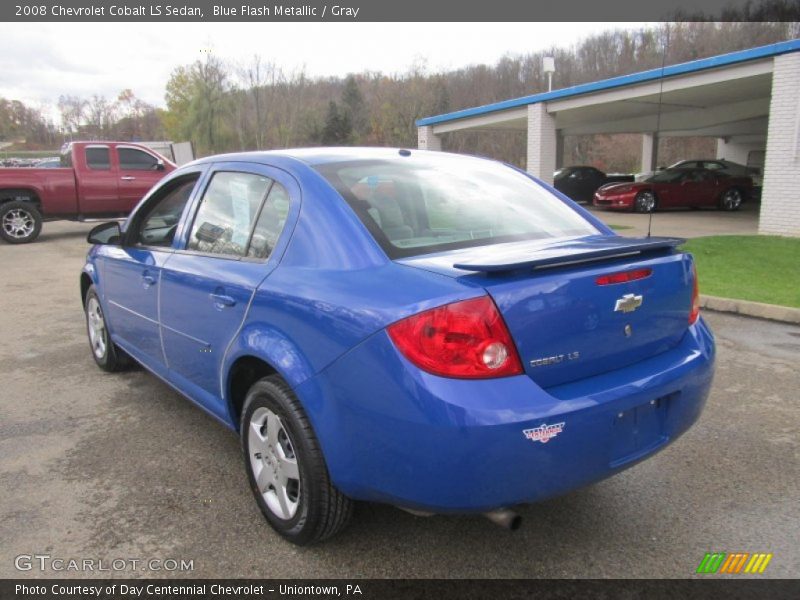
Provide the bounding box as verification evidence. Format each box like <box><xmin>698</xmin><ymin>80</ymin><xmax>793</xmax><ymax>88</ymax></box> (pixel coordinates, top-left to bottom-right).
<box><xmin>298</xmin><ymin>318</ymin><xmax>715</xmax><ymax>512</ymax></box>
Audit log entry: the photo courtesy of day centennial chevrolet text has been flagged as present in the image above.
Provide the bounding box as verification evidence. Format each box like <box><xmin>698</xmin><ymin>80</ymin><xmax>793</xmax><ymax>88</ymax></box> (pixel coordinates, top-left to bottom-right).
<box><xmin>80</xmin><ymin>148</ymin><xmax>715</xmax><ymax>544</ymax></box>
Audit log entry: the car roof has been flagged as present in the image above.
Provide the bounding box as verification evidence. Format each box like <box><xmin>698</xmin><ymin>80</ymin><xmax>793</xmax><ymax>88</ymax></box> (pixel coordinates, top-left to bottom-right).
<box><xmin>189</xmin><ymin>147</ymin><xmax>446</xmax><ymax>167</ymax></box>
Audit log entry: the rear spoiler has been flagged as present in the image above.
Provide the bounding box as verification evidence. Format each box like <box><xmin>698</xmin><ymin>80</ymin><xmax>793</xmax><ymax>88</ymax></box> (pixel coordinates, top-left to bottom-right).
<box><xmin>453</xmin><ymin>236</ymin><xmax>685</xmax><ymax>273</ymax></box>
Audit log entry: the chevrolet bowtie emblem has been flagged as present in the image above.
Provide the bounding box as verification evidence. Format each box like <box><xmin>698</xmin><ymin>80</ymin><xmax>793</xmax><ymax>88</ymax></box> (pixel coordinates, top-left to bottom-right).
<box><xmin>614</xmin><ymin>293</ymin><xmax>643</xmax><ymax>313</ymax></box>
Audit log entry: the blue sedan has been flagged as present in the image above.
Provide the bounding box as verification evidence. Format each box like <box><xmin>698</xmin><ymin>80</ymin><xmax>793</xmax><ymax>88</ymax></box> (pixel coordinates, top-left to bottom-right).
<box><xmin>81</xmin><ymin>148</ymin><xmax>715</xmax><ymax>544</ymax></box>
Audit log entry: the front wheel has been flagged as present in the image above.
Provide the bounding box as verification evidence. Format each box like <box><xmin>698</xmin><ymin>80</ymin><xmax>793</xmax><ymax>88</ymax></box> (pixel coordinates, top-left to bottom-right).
<box><xmin>719</xmin><ymin>188</ymin><xmax>743</xmax><ymax>211</ymax></box>
<box><xmin>241</xmin><ymin>375</ymin><xmax>353</xmax><ymax>545</ymax></box>
<box><xmin>84</xmin><ymin>286</ymin><xmax>131</xmax><ymax>372</ymax></box>
<box><xmin>0</xmin><ymin>201</ymin><xmax>42</xmax><ymax>244</ymax></box>
<box><xmin>634</xmin><ymin>191</ymin><xmax>657</xmax><ymax>213</ymax></box>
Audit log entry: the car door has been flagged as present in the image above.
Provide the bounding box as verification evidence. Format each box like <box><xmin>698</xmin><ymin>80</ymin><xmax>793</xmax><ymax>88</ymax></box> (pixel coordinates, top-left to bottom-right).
<box><xmin>117</xmin><ymin>146</ymin><xmax>169</xmax><ymax>211</ymax></box>
<box><xmin>662</xmin><ymin>170</ymin><xmax>696</xmax><ymax>207</ymax></box>
<box><xmin>560</xmin><ymin>169</ymin><xmax>585</xmax><ymax>201</ymax></box>
<box><xmin>158</xmin><ymin>163</ymin><xmax>298</xmax><ymax>420</ymax></box>
<box><xmin>76</xmin><ymin>145</ymin><xmax>124</xmax><ymax>215</ymax></box>
<box><xmin>583</xmin><ymin>168</ymin><xmax>607</xmax><ymax>202</ymax></box>
<box><xmin>683</xmin><ymin>170</ymin><xmax>718</xmax><ymax>206</ymax></box>
<box><xmin>101</xmin><ymin>171</ymin><xmax>204</xmax><ymax>370</ymax></box>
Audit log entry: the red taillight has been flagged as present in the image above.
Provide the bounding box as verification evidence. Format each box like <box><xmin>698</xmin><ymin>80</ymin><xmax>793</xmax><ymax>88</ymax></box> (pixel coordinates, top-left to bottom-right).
<box><xmin>387</xmin><ymin>296</ymin><xmax>523</xmax><ymax>379</ymax></box>
<box><xmin>595</xmin><ymin>268</ymin><xmax>652</xmax><ymax>286</ymax></box>
<box><xmin>689</xmin><ymin>264</ymin><xmax>700</xmax><ymax>324</ymax></box>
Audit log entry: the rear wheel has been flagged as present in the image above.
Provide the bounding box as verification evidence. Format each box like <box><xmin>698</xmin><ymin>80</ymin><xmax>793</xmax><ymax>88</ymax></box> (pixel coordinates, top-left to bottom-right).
<box><xmin>719</xmin><ymin>188</ymin><xmax>743</xmax><ymax>211</ymax></box>
<box><xmin>0</xmin><ymin>201</ymin><xmax>42</xmax><ymax>244</ymax></box>
<box><xmin>634</xmin><ymin>191</ymin><xmax>657</xmax><ymax>213</ymax></box>
<box><xmin>241</xmin><ymin>375</ymin><xmax>353</xmax><ymax>545</ymax></box>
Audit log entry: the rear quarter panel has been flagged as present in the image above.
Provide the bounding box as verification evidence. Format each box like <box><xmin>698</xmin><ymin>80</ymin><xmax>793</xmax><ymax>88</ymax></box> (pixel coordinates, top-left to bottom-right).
<box><xmin>0</xmin><ymin>168</ymin><xmax>78</xmax><ymax>215</ymax></box>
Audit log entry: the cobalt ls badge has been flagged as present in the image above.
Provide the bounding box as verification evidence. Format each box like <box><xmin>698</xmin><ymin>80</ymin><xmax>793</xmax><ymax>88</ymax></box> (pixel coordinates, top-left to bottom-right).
<box><xmin>523</xmin><ymin>422</ymin><xmax>565</xmax><ymax>444</ymax></box>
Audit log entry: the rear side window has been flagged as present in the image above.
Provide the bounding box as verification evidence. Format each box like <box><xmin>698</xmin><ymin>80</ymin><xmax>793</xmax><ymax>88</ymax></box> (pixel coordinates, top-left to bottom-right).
<box><xmin>60</xmin><ymin>149</ymin><xmax>73</xmax><ymax>168</ymax></box>
<box><xmin>187</xmin><ymin>172</ymin><xmax>272</xmax><ymax>258</ymax></box>
<box><xmin>86</xmin><ymin>147</ymin><xmax>110</xmax><ymax>170</ymax></box>
<box><xmin>119</xmin><ymin>148</ymin><xmax>159</xmax><ymax>170</ymax></box>
<box><xmin>315</xmin><ymin>155</ymin><xmax>599</xmax><ymax>259</ymax></box>
<box><xmin>247</xmin><ymin>182</ymin><xmax>290</xmax><ymax>259</ymax></box>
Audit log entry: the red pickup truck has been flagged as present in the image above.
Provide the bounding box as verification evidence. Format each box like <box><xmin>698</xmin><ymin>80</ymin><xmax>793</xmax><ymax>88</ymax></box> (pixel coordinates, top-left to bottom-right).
<box><xmin>0</xmin><ymin>141</ymin><xmax>176</xmax><ymax>244</ymax></box>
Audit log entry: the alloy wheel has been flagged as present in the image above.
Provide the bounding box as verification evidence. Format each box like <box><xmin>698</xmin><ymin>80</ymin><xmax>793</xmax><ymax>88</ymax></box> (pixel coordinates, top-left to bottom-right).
<box><xmin>86</xmin><ymin>297</ymin><xmax>107</xmax><ymax>359</ymax></box>
<box><xmin>636</xmin><ymin>192</ymin><xmax>656</xmax><ymax>213</ymax></box>
<box><xmin>721</xmin><ymin>189</ymin><xmax>742</xmax><ymax>210</ymax></box>
<box><xmin>248</xmin><ymin>407</ymin><xmax>301</xmax><ymax>520</ymax></box>
<box><xmin>2</xmin><ymin>208</ymin><xmax>35</xmax><ymax>239</ymax></box>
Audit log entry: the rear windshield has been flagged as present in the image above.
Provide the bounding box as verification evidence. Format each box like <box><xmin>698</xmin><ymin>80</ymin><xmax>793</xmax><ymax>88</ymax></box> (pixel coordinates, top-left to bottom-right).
<box><xmin>315</xmin><ymin>155</ymin><xmax>599</xmax><ymax>259</ymax></box>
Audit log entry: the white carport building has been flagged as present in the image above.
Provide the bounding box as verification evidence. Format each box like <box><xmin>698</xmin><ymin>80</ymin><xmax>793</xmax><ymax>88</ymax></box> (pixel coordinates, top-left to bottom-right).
<box><xmin>417</xmin><ymin>39</ymin><xmax>800</xmax><ymax>237</ymax></box>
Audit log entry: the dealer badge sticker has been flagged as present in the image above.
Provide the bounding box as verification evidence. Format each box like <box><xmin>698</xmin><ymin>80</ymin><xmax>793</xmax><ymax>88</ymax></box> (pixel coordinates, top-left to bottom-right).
<box><xmin>523</xmin><ymin>422</ymin><xmax>565</xmax><ymax>444</ymax></box>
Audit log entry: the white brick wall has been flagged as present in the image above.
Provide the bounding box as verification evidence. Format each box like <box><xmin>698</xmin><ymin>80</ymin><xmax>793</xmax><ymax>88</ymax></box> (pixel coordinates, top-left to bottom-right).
<box><xmin>417</xmin><ymin>126</ymin><xmax>442</xmax><ymax>151</ymax></box>
<box><xmin>759</xmin><ymin>53</ymin><xmax>800</xmax><ymax>237</ymax></box>
<box><xmin>526</xmin><ymin>103</ymin><xmax>557</xmax><ymax>185</ymax></box>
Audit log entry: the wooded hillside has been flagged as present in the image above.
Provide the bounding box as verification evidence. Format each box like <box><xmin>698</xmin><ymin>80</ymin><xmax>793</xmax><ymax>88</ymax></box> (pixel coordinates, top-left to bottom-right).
<box><xmin>2</xmin><ymin>21</ymin><xmax>797</xmax><ymax>171</ymax></box>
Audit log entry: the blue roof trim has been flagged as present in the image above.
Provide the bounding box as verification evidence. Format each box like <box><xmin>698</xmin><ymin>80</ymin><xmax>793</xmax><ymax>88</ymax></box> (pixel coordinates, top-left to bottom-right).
<box><xmin>416</xmin><ymin>38</ymin><xmax>800</xmax><ymax>127</ymax></box>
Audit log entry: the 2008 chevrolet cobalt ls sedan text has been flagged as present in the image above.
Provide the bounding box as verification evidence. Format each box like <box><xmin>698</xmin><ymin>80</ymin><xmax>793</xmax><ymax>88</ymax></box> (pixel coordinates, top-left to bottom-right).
<box><xmin>81</xmin><ymin>148</ymin><xmax>715</xmax><ymax>544</ymax></box>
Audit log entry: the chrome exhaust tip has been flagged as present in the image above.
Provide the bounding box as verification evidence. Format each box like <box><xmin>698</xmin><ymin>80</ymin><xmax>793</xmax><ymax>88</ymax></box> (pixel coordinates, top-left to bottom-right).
<box><xmin>484</xmin><ymin>508</ymin><xmax>522</xmax><ymax>530</ymax></box>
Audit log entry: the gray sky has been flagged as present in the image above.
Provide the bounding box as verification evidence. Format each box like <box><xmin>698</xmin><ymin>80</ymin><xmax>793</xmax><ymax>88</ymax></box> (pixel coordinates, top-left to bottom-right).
<box><xmin>0</xmin><ymin>22</ymin><xmax>652</xmax><ymax>116</ymax></box>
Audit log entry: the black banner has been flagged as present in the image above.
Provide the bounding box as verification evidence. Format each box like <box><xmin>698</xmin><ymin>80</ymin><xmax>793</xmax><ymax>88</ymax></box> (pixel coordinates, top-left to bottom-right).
<box><xmin>2</xmin><ymin>580</ymin><xmax>800</xmax><ymax>600</ymax></box>
<box><xmin>2</xmin><ymin>0</ymin><xmax>800</xmax><ymax>22</ymax></box>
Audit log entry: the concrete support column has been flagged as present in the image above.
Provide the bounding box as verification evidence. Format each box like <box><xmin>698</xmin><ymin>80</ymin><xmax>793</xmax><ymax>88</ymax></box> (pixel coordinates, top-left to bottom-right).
<box><xmin>526</xmin><ymin>103</ymin><xmax>557</xmax><ymax>184</ymax></box>
<box><xmin>641</xmin><ymin>133</ymin><xmax>658</xmax><ymax>173</ymax></box>
<box><xmin>760</xmin><ymin>52</ymin><xmax>800</xmax><ymax>237</ymax></box>
<box><xmin>417</xmin><ymin>126</ymin><xmax>442</xmax><ymax>151</ymax></box>
<box><xmin>555</xmin><ymin>131</ymin><xmax>565</xmax><ymax>170</ymax></box>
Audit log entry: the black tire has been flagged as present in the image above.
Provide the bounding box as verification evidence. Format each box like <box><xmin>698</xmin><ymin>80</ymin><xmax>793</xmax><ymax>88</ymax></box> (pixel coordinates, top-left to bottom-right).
<box><xmin>0</xmin><ymin>200</ymin><xmax>42</xmax><ymax>244</ymax></box>
<box><xmin>634</xmin><ymin>191</ymin><xmax>657</xmax><ymax>213</ymax></box>
<box><xmin>719</xmin><ymin>187</ymin><xmax>743</xmax><ymax>211</ymax></box>
<box><xmin>84</xmin><ymin>285</ymin><xmax>131</xmax><ymax>372</ymax></box>
<box><xmin>241</xmin><ymin>375</ymin><xmax>353</xmax><ymax>545</ymax></box>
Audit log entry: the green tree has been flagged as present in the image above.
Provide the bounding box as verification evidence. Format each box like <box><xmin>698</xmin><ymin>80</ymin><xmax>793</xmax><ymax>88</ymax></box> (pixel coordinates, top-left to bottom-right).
<box><xmin>164</xmin><ymin>55</ymin><xmax>232</xmax><ymax>155</ymax></box>
<box><xmin>321</xmin><ymin>101</ymin><xmax>352</xmax><ymax>145</ymax></box>
<box><xmin>341</xmin><ymin>74</ymin><xmax>367</xmax><ymax>140</ymax></box>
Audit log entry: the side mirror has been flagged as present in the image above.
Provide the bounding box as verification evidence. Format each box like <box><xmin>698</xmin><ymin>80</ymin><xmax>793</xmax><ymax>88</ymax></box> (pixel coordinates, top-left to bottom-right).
<box><xmin>156</xmin><ymin>159</ymin><xmax>165</xmax><ymax>171</ymax></box>
<box><xmin>87</xmin><ymin>221</ymin><xmax>121</xmax><ymax>245</ymax></box>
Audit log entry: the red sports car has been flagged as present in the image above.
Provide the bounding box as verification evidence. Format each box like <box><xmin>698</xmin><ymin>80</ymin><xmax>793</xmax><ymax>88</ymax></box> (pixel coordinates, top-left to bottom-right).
<box><xmin>593</xmin><ymin>168</ymin><xmax>752</xmax><ymax>213</ymax></box>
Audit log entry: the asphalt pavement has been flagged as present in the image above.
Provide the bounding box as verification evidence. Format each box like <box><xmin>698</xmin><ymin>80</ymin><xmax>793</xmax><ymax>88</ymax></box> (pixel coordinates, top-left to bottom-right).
<box><xmin>0</xmin><ymin>221</ymin><xmax>797</xmax><ymax>579</ymax></box>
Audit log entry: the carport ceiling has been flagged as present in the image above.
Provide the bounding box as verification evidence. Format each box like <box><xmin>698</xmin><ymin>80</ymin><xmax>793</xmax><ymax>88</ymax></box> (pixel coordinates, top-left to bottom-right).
<box><xmin>429</xmin><ymin>59</ymin><xmax>774</xmax><ymax>139</ymax></box>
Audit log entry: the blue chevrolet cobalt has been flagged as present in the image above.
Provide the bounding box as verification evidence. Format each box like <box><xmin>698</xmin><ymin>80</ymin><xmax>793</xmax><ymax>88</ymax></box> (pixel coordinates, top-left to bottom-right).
<box><xmin>81</xmin><ymin>148</ymin><xmax>715</xmax><ymax>544</ymax></box>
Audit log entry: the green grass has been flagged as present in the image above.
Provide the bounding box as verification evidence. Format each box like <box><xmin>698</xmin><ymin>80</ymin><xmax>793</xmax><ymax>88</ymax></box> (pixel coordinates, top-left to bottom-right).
<box><xmin>609</xmin><ymin>224</ymin><xmax>634</xmax><ymax>231</ymax></box>
<box><xmin>682</xmin><ymin>235</ymin><xmax>800</xmax><ymax>308</ymax></box>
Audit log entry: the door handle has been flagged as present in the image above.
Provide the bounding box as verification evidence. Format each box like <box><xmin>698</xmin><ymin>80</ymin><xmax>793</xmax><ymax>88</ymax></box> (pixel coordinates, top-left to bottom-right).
<box><xmin>121</xmin><ymin>176</ymin><xmax>136</xmax><ymax>181</ymax></box>
<box><xmin>210</xmin><ymin>292</ymin><xmax>236</xmax><ymax>309</ymax></box>
<box><xmin>141</xmin><ymin>272</ymin><xmax>156</xmax><ymax>288</ymax></box>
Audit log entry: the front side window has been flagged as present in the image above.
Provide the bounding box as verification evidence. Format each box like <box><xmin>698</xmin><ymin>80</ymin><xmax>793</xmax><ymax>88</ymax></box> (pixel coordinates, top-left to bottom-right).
<box><xmin>315</xmin><ymin>155</ymin><xmax>599</xmax><ymax>259</ymax></box>
<box><xmin>132</xmin><ymin>176</ymin><xmax>198</xmax><ymax>247</ymax></box>
<box><xmin>688</xmin><ymin>170</ymin><xmax>712</xmax><ymax>183</ymax></box>
<box><xmin>86</xmin><ymin>147</ymin><xmax>110</xmax><ymax>170</ymax></box>
<box><xmin>646</xmin><ymin>169</ymin><xmax>689</xmax><ymax>183</ymax></box>
<box><xmin>119</xmin><ymin>147</ymin><xmax>159</xmax><ymax>170</ymax></box>
<box><xmin>187</xmin><ymin>172</ymin><xmax>272</xmax><ymax>257</ymax></box>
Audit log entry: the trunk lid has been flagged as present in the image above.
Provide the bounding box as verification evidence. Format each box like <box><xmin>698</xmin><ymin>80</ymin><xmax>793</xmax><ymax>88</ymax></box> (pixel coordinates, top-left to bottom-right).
<box><xmin>398</xmin><ymin>236</ymin><xmax>694</xmax><ymax>388</ymax></box>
